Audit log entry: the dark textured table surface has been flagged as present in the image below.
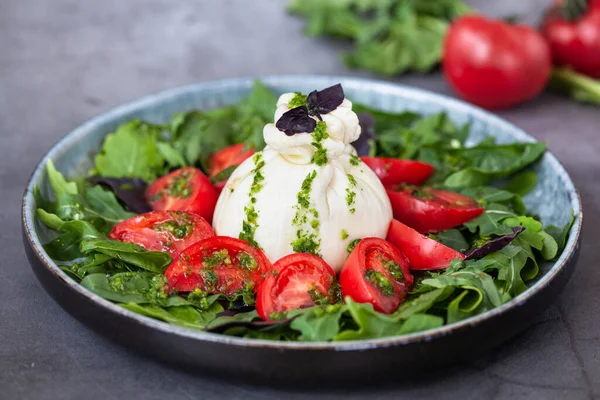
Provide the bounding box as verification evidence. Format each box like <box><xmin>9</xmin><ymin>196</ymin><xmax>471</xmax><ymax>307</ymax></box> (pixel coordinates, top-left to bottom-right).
<box><xmin>1</xmin><ymin>1</ymin><xmax>599</xmax><ymax>399</ymax></box>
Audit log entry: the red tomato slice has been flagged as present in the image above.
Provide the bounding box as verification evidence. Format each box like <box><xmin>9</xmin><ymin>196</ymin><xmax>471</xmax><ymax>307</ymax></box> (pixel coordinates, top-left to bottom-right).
<box><xmin>387</xmin><ymin>219</ymin><xmax>465</xmax><ymax>271</ymax></box>
<box><xmin>165</xmin><ymin>236</ymin><xmax>270</xmax><ymax>296</ymax></box>
<box><xmin>256</xmin><ymin>253</ymin><xmax>339</xmax><ymax>320</ymax></box>
<box><xmin>361</xmin><ymin>157</ymin><xmax>434</xmax><ymax>186</ymax></box>
<box><xmin>339</xmin><ymin>238</ymin><xmax>413</xmax><ymax>314</ymax></box>
<box><xmin>145</xmin><ymin>167</ymin><xmax>218</xmax><ymax>223</ymax></box>
<box><xmin>387</xmin><ymin>187</ymin><xmax>484</xmax><ymax>233</ymax></box>
<box><xmin>209</xmin><ymin>144</ymin><xmax>254</xmax><ymax>179</ymax></box>
<box><xmin>109</xmin><ymin>211</ymin><xmax>214</xmax><ymax>259</ymax></box>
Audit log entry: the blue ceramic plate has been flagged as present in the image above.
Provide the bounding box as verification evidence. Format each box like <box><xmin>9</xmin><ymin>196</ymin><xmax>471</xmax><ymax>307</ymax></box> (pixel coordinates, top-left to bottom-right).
<box><xmin>22</xmin><ymin>76</ymin><xmax>582</xmax><ymax>383</ymax></box>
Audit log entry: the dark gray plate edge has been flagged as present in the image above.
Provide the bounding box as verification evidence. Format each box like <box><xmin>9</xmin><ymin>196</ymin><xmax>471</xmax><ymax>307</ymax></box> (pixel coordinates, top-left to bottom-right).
<box><xmin>21</xmin><ymin>74</ymin><xmax>583</xmax><ymax>351</ymax></box>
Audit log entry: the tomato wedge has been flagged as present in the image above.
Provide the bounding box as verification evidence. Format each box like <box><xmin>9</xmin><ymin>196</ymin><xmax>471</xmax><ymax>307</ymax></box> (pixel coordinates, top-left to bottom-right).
<box><xmin>256</xmin><ymin>253</ymin><xmax>339</xmax><ymax>320</ymax></box>
<box><xmin>109</xmin><ymin>211</ymin><xmax>214</xmax><ymax>259</ymax></box>
<box><xmin>339</xmin><ymin>238</ymin><xmax>413</xmax><ymax>314</ymax></box>
<box><xmin>165</xmin><ymin>236</ymin><xmax>271</xmax><ymax>296</ymax></box>
<box><xmin>209</xmin><ymin>144</ymin><xmax>254</xmax><ymax>178</ymax></box>
<box><xmin>387</xmin><ymin>187</ymin><xmax>484</xmax><ymax>233</ymax></box>
<box><xmin>386</xmin><ymin>219</ymin><xmax>465</xmax><ymax>271</ymax></box>
<box><xmin>361</xmin><ymin>157</ymin><xmax>434</xmax><ymax>186</ymax></box>
<box><xmin>145</xmin><ymin>167</ymin><xmax>218</xmax><ymax>223</ymax></box>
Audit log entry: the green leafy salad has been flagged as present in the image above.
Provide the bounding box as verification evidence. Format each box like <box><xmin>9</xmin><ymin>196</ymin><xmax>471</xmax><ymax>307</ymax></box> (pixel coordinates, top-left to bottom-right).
<box><xmin>35</xmin><ymin>81</ymin><xmax>574</xmax><ymax>341</ymax></box>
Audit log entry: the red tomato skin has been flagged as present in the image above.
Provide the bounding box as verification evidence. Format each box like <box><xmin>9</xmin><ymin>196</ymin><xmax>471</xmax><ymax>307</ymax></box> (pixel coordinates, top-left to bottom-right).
<box><xmin>109</xmin><ymin>211</ymin><xmax>214</xmax><ymax>259</ymax></box>
<box><xmin>360</xmin><ymin>157</ymin><xmax>435</xmax><ymax>186</ymax></box>
<box><xmin>256</xmin><ymin>253</ymin><xmax>337</xmax><ymax>320</ymax></box>
<box><xmin>209</xmin><ymin>144</ymin><xmax>254</xmax><ymax>178</ymax></box>
<box><xmin>387</xmin><ymin>188</ymin><xmax>484</xmax><ymax>233</ymax></box>
<box><xmin>386</xmin><ymin>219</ymin><xmax>465</xmax><ymax>271</ymax></box>
<box><xmin>541</xmin><ymin>5</ymin><xmax>600</xmax><ymax>78</ymax></box>
<box><xmin>145</xmin><ymin>167</ymin><xmax>218</xmax><ymax>223</ymax></box>
<box><xmin>165</xmin><ymin>236</ymin><xmax>271</xmax><ymax>295</ymax></box>
<box><xmin>339</xmin><ymin>238</ymin><xmax>413</xmax><ymax>314</ymax></box>
<box><xmin>443</xmin><ymin>15</ymin><xmax>552</xmax><ymax>109</ymax></box>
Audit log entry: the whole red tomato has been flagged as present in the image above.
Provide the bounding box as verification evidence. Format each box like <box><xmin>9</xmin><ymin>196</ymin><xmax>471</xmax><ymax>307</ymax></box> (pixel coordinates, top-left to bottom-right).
<box><xmin>443</xmin><ymin>15</ymin><xmax>552</xmax><ymax>109</ymax></box>
<box><xmin>541</xmin><ymin>0</ymin><xmax>600</xmax><ymax>78</ymax></box>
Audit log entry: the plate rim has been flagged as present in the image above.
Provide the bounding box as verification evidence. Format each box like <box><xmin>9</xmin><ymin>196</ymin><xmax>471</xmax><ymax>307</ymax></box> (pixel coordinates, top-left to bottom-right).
<box><xmin>21</xmin><ymin>74</ymin><xmax>583</xmax><ymax>351</ymax></box>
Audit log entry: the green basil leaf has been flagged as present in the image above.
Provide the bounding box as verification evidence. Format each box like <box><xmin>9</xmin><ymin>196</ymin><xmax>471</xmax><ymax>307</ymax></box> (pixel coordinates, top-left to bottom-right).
<box><xmin>431</xmin><ymin>229</ymin><xmax>469</xmax><ymax>252</ymax></box>
<box><xmin>506</xmin><ymin>171</ymin><xmax>538</xmax><ymax>196</ymax></box>
<box><xmin>84</xmin><ymin>185</ymin><xmax>135</xmax><ymax>224</ymax></box>
<box><xmin>80</xmin><ymin>239</ymin><xmax>171</xmax><ymax>273</ymax></box>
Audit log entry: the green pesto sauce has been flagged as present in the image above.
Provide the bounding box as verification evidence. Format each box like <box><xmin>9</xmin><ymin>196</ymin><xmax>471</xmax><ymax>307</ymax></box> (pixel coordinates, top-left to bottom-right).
<box><xmin>154</xmin><ymin>219</ymin><xmax>193</xmax><ymax>239</ymax></box>
<box><xmin>239</xmin><ymin>153</ymin><xmax>265</xmax><ymax>248</ymax></box>
<box><xmin>288</xmin><ymin>92</ymin><xmax>307</xmax><ymax>108</ymax></box>
<box><xmin>310</xmin><ymin>121</ymin><xmax>329</xmax><ymax>166</ymax></box>
<box><xmin>237</xmin><ymin>251</ymin><xmax>258</xmax><ymax>271</ymax></box>
<box><xmin>383</xmin><ymin>258</ymin><xmax>404</xmax><ymax>282</ymax></box>
<box><xmin>167</xmin><ymin>170</ymin><xmax>193</xmax><ymax>198</ymax></box>
<box><xmin>347</xmin><ymin>238</ymin><xmax>361</xmax><ymax>254</ymax></box>
<box><xmin>350</xmin><ymin>154</ymin><xmax>361</xmax><ymax>166</ymax></box>
<box><xmin>340</xmin><ymin>229</ymin><xmax>349</xmax><ymax>240</ymax></box>
<box><xmin>365</xmin><ymin>269</ymin><xmax>395</xmax><ymax>296</ymax></box>
<box><xmin>346</xmin><ymin>173</ymin><xmax>357</xmax><ymax>214</ymax></box>
<box><xmin>203</xmin><ymin>249</ymin><xmax>231</xmax><ymax>268</ymax></box>
<box><xmin>291</xmin><ymin>170</ymin><xmax>321</xmax><ymax>256</ymax></box>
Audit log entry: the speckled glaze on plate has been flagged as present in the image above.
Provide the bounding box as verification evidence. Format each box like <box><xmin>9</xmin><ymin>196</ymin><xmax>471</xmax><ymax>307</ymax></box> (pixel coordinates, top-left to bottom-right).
<box><xmin>21</xmin><ymin>76</ymin><xmax>582</xmax><ymax>384</ymax></box>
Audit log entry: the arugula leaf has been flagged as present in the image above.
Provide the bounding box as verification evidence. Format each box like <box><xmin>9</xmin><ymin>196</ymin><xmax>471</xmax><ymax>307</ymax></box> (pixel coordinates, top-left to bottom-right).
<box><xmin>546</xmin><ymin>209</ymin><xmax>576</xmax><ymax>254</ymax></box>
<box><xmin>397</xmin><ymin>313</ymin><xmax>444</xmax><ymax>334</ymax></box>
<box><xmin>94</xmin><ymin>121</ymin><xmax>165</xmax><ymax>181</ymax></box>
<box><xmin>335</xmin><ymin>298</ymin><xmax>401</xmax><ymax>340</ymax></box>
<box><xmin>396</xmin><ymin>287</ymin><xmax>454</xmax><ymax>319</ymax></box>
<box><xmin>463</xmin><ymin>203</ymin><xmax>516</xmax><ymax>237</ymax></box>
<box><xmin>539</xmin><ymin>231</ymin><xmax>559</xmax><ymax>260</ymax></box>
<box><xmin>80</xmin><ymin>239</ymin><xmax>171</xmax><ymax>273</ymax></box>
<box><xmin>45</xmin><ymin>160</ymin><xmax>85</xmax><ymax>221</ymax></box>
<box><xmin>290</xmin><ymin>305</ymin><xmax>345</xmax><ymax>341</ymax></box>
<box><xmin>205</xmin><ymin>310</ymin><xmax>260</xmax><ymax>331</ymax></box>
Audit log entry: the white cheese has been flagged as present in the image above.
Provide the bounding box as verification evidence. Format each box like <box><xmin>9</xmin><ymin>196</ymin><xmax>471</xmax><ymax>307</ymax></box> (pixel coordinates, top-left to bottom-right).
<box><xmin>212</xmin><ymin>92</ymin><xmax>392</xmax><ymax>273</ymax></box>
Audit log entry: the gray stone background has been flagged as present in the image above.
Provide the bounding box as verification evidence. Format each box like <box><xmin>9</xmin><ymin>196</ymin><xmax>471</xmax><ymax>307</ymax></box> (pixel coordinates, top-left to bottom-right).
<box><xmin>1</xmin><ymin>0</ymin><xmax>599</xmax><ymax>399</ymax></box>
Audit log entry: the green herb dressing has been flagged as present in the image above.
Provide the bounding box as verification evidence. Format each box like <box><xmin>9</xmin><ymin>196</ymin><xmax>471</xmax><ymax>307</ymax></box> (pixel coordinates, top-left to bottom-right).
<box><xmin>346</xmin><ymin>173</ymin><xmax>357</xmax><ymax>214</ymax></box>
<box><xmin>288</xmin><ymin>92</ymin><xmax>307</xmax><ymax>108</ymax></box>
<box><xmin>310</xmin><ymin>121</ymin><xmax>329</xmax><ymax>166</ymax></box>
<box><xmin>239</xmin><ymin>153</ymin><xmax>266</xmax><ymax>248</ymax></box>
<box><xmin>291</xmin><ymin>170</ymin><xmax>322</xmax><ymax>256</ymax></box>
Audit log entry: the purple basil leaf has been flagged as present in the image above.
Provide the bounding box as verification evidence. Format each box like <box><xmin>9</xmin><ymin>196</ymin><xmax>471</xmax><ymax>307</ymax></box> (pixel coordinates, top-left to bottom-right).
<box><xmin>354</xmin><ymin>112</ymin><xmax>376</xmax><ymax>156</ymax></box>
<box><xmin>88</xmin><ymin>176</ymin><xmax>151</xmax><ymax>214</ymax></box>
<box><xmin>464</xmin><ymin>226</ymin><xmax>525</xmax><ymax>260</ymax></box>
<box><xmin>275</xmin><ymin>106</ymin><xmax>316</xmax><ymax>135</ymax></box>
<box><xmin>307</xmin><ymin>83</ymin><xmax>345</xmax><ymax>115</ymax></box>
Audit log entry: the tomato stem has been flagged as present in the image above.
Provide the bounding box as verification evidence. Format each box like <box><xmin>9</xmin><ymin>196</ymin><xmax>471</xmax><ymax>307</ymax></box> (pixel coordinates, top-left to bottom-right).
<box><xmin>550</xmin><ymin>67</ymin><xmax>600</xmax><ymax>106</ymax></box>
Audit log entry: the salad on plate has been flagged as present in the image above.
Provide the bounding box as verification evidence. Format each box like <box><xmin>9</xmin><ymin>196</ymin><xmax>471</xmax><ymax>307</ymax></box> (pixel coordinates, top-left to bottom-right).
<box><xmin>35</xmin><ymin>82</ymin><xmax>573</xmax><ymax>341</ymax></box>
